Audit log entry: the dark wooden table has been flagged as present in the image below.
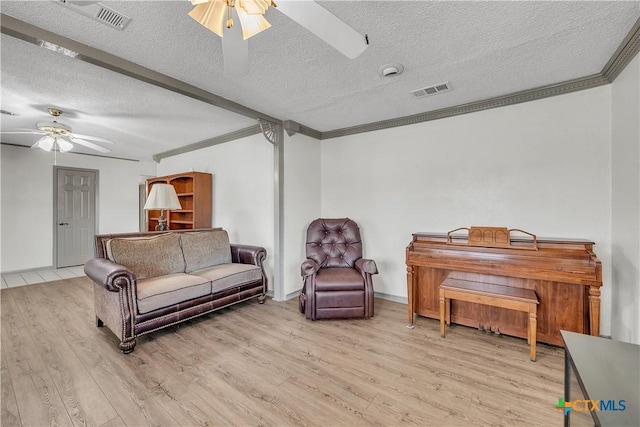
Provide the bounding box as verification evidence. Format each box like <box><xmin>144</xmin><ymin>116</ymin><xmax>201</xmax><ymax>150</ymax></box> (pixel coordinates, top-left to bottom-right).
<box><xmin>561</xmin><ymin>330</ymin><xmax>639</xmax><ymax>426</ymax></box>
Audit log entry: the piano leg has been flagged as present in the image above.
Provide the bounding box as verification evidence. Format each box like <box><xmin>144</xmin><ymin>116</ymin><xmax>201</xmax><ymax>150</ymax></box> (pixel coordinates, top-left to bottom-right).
<box><xmin>439</xmin><ymin>288</ymin><xmax>446</xmax><ymax>338</ymax></box>
<box><xmin>529</xmin><ymin>305</ymin><xmax>537</xmax><ymax>362</ymax></box>
<box><xmin>445</xmin><ymin>297</ymin><xmax>451</xmax><ymax>326</ymax></box>
<box><xmin>589</xmin><ymin>285</ymin><xmax>601</xmax><ymax>337</ymax></box>
<box><xmin>406</xmin><ymin>266</ymin><xmax>415</xmax><ymax>329</ymax></box>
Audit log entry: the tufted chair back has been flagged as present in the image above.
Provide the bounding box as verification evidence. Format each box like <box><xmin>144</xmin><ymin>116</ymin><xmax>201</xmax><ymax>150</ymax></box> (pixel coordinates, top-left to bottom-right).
<box><xmin>306</xmin><ymin>218</ymin><xmax>362</xmax><ymax>268</ymax></box>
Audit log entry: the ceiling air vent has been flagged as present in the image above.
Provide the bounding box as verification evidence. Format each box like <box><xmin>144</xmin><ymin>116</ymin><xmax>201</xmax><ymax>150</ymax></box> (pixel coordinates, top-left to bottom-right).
<box><xmin>54</xmin><ymin>1</ymin><xmax>131</xmax><ymax>30</ymax></box>
<box><xmin>410</xmin><ymin>82</ymin><xmax>452</xmax><ymax>99</ymax></box>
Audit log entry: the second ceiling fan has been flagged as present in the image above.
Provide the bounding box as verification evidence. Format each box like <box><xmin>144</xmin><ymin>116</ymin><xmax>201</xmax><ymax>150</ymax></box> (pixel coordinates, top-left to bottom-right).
<box><xmin>188</xmin><ymin>0</ymin><xmax>369</xmax><ymax>74</ymax></box>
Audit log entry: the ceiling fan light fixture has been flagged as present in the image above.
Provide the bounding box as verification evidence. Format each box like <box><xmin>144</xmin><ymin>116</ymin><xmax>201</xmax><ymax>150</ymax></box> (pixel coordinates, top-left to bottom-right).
<box><xmin>236</xmin><ymin>6</ymin><xmax>271</xmax><ymax>39</ymax></box>
<box><xmin>237</xmin><ymin>0</ymin><xmax>273</xmax><ymax>15</ymax></box>
<box><xmin>37</xmin><ymin>121</ymin><xmax>71</xmax><ymax>134</ymax></box>
<box><xmin>189</xmin><ymin>0</ymin><xmax>272</xmax><ymax>39</ymax></box>
<box><xmin>189</xmin><ymin>0</ymin><xmax>227</xmax><ymax>37</ymax></box>
<box><xmin>57</xmin><ymin>138</ymin><xmax>74</xmax><ymax>153</ymax></box>
<box><xmin>35</xmin><ymin>135</ymin><xmax>55</xmax><ymax>152</ymax></box>
<box><xmin>5</xmin><ymin>108</ymin><xmax>113</xmax><ymax>155</ymax></box>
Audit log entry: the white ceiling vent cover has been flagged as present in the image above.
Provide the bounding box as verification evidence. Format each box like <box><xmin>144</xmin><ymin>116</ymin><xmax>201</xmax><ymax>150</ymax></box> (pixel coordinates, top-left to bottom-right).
<box><xmin>54</xmin><ymin>1</ymin><xmax>131</xmax><ymax>30</ymax></box>
<box><xmin>410</xmin><ymin>82</ymin><xmax>452</xmax><ymax>99</ymax></box>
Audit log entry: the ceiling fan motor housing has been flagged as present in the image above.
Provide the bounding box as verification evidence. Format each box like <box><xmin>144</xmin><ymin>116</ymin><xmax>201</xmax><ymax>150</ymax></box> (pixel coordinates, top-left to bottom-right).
<box><xmin>37</xmin><ymin>121</ymin><xmax>71</xmax><ymax>135</ymax></box>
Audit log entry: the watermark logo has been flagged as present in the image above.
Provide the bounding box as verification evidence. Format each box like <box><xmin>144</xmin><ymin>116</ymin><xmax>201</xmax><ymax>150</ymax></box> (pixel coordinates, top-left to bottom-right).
<box><xmin>555</xmin><ymin>397</ymin><xmax>626</xmax><ymax>415</ymax></box>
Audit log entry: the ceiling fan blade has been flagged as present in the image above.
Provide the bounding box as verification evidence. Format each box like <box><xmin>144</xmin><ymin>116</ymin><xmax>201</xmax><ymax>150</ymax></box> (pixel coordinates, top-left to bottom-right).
<box><xmin>0</xmin><ymin>130</ymin><xmax>47</xmax><ymax>135</ymax></box>
<box><xmin>69</xmin><ymin>133</ymin><xmax>113</xmax><ymax>144</ymax></box>
<box><xmin>68</xmin><ymin>137</ymin><xmax>111</xmax><ymax>153</ymax></box>
<box><xmin>276</xmin><ymin>0</ymin><xmax>368</xmax><ymax>59</ymax></box>
<box><xmin>222</xmin><ymin>19</ymin><xmax>249</xmax><ymax>75</ymax></box>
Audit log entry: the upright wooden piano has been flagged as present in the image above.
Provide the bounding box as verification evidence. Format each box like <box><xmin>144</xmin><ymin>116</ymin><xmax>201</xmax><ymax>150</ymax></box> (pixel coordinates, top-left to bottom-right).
<box><xmin>405</xmin><ymin>228</ymin><xmax>602</xmax><ymax>346</ymax></box>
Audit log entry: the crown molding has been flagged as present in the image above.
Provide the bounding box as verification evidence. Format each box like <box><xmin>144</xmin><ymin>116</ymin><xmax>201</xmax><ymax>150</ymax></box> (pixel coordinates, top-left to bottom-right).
<box><xmin>300</xmin><ymin>17</ymin><xmax>640</xmax><ymax>141</ymax></box>
<box><xmin>319</xmin><ymin>74</ymin><xmax>610</xmax><ymax>140</ymax></box>
<box><xmin>153</xmin><ymin>125</ymin><xmax>261</xmax><ymax>162</ymax></box>
<box><xmin>602</xmin><ymin>17</ymin><xmax>640</xmax><ymax>82</ymax></box>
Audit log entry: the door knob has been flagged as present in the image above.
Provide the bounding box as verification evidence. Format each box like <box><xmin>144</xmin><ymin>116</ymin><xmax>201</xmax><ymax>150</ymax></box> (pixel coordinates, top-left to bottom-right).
<box><xmin>59</xmin><ymin>222</ymin><xmax>69</xmax><ymax>226</ymax></box>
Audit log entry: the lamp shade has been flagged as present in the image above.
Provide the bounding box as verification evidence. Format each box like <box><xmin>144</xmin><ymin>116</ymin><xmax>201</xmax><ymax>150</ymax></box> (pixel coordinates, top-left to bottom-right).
<box><xmin>143</xmin><ymin>184</ymin><xmax>182</xmax><ymax>210</ymax></box>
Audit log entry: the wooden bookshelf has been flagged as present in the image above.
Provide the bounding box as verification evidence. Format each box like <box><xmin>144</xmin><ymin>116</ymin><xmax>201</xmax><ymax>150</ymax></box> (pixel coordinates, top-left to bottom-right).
<box><xmin>146</xmin><ymin>172</ymin><xmax>212</xmax><ymax>231</ymax></box>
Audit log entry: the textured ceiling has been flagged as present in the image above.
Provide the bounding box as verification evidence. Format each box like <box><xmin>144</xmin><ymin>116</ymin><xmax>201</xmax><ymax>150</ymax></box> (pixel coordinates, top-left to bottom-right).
<box><xmin>1</xmin><ymin>1</ymin><xmax>639</xmax><ymax>161</ymax></box>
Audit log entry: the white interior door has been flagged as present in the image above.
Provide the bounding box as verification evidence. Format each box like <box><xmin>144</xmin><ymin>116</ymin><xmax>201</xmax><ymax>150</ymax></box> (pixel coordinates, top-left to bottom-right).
<box><xmin>55</xmin><ymin>167</ymin><xmax>98</xmax><ymax>268</ymax></box>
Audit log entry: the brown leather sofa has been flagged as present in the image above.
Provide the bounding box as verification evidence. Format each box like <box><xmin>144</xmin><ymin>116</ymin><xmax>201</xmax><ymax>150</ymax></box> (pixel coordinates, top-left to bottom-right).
<box><xmin>299</xmin><ymin>218</ymin><xmax>378</xmax><ymax>320</ymax></box>
<box><xmin>84</xmin><ymin>228</ymin><xmax>266</xmax><ymax>353</ymax></box>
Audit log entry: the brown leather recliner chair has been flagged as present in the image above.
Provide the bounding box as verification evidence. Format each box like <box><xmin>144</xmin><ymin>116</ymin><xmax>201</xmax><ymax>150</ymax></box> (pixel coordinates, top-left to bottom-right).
<box><xmin>299</xmin><ymin>218</ymin><xmax>378</xmax><ymax>320</ymax></box>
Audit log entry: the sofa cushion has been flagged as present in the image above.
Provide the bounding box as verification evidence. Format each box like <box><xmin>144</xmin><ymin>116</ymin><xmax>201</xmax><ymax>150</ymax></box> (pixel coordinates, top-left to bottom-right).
<box><xmin>191</xmin><ymin>263</ymin><xmax>262</xmax><ymax>293</ymax></box>
<box><xmin>136</xmin><ymin>273</ymin><xmax>212</xmax><ymax>314</ymax></box>
<box><xmin>181</xmin><ymin>230</ymin><xmax>232</xmax><ymax>273</ymax></box>
<box><xmin>106</xmin><ymin>233</ymin><xmax>185</xmax><ymax>280</ymax></box>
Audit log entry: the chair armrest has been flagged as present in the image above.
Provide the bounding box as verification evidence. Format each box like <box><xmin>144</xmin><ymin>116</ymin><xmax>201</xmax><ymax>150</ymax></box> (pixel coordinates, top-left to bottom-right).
<box><xmin>84</xmin><ymin>258</ymin><xmax>136</xmax><ymax>292</ymax></box>
<box><xmin>355</xmin><ymin>258</ymin><xmax>378</xmax><ymax>275</ymax></box>
<box><xmin>301</xmin><ymin>259</ymin><xmax>320</xmax><ymax>277</ymax></box>
<box><xmin>230</xmin><ymin>244</ymin><xmax>266</xmax><ymax>266</ymax></box>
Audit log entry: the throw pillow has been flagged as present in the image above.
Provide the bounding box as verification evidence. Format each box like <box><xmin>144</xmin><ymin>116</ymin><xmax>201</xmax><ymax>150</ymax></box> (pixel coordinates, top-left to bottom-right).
<box><xmin>181</xmin><ymin>230</ymin><xmax>232</xmax><ymax>273</ymax></box>
<box><xmin>106</xmin><ymin>233</ymin><xmax>185</xmax><ymax>280</ymax></box>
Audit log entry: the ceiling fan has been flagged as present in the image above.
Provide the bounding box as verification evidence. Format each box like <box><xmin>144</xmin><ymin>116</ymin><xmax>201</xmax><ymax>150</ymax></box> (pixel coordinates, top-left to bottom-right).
<box><xmin>188</xmin><ymin>0</ymin><xmax>369</xmax><ymax>74</ymax></box>
<box><xmin>1</xmin><ymin>108</ymin><xmax>113</xmax><ymax>153</ymax></box>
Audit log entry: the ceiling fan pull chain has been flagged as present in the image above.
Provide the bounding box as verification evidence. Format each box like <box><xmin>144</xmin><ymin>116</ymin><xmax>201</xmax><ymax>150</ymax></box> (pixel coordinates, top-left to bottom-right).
<box><xmin>226</xmin><ymin>0</ymin><xmax>234</xmax><ymax>29</ymax></box>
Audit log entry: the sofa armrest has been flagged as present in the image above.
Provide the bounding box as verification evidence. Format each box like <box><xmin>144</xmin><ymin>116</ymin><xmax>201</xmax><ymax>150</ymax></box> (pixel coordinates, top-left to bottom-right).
<box><xmin>355</xmin><ymin>258</ymin><xmax>378</xmax><ymax>275</ymax></box>
<box><xmin>301</xmin><ymin>259</ymin><xmax>320</xmax><ymax>277</ymax></box>
<box><xmin>230</xmin><ymin>244</ymin><xmax>266</xmax><ymax>266</ymax></box>
<box><xmin>84</xmin><ymin>258</ymin><xmax>136</xmax><ymax>292</ymax></box>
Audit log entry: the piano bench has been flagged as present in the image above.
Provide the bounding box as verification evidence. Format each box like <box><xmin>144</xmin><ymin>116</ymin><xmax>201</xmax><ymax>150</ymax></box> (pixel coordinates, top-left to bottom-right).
<box><xmin>439</xmin><ymin>278</ymin><xmax>539</xmax><ymax>361</ymax></box>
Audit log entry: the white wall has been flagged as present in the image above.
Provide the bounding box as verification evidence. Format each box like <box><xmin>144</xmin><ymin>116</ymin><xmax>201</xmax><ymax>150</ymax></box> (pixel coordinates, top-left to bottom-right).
<box><xmin>156</xmin><ymin>134</ymin><xmax>275</xmax><ymax>293</ymax></box>
<box><xmin>611</xmin><ymin>54</ymin><xmax>640</xmax><ymax>344</ymax></box>
<box><xmin>0</xmin><ymin>144</ymin><xmax>156</xmax><ymax>272</ymax></box>
<box><xmin>321</xmin><ymin>87</ymin><xmax>614</xmax><ymax>336</ymax></box>
<box><xmin>283</xmin><ymin>132</ymin><xmax>321</xmax><ymax>298</ymax></box>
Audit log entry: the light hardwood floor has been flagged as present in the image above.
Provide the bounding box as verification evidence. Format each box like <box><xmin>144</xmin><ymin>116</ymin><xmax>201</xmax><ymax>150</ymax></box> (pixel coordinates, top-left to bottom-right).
<box><xmin>1</xmin><ymin>276</ymin><xmax>565</xmax><ymax>426</ymax></box>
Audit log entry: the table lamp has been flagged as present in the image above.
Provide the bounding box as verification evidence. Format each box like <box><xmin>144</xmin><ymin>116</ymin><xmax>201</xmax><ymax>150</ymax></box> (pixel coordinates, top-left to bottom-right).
<box><xmin>143</xmin><ymin>184</ymin><xmax>182</xmax><ymax>231</ymax></box>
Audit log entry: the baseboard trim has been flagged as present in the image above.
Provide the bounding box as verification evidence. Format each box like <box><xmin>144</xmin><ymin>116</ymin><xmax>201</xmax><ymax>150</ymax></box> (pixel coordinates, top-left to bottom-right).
<box><xmin>285</xmin><ymin>289</ymin><xmax>301</xmax><ymax>301</ymax></box>
<box><xmin>374</xmin><ymin>292</ymin><xmax>408</xmax><ymax>304</ymax></box>
<box><xmin>1</xmin><ymin>265</ymin><xmax>54</xmax><ymax>275</ymax></box>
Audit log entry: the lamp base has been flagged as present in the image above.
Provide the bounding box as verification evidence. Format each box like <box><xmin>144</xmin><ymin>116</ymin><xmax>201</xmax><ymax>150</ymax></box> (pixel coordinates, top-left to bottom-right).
<box><xmin>155</xmin><ymin>210</ymin><xmax>168</xmax><ymax>231</ymax></box>
<box><xmin>155</xmin><ymin>221</ymin><xmax>168</xmax><ymax>231</ymax></box>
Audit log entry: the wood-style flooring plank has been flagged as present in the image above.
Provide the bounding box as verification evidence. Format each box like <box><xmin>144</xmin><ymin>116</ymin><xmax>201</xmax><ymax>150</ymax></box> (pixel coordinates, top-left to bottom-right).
<box><xmin>9</xmin><ymin>283</ymin><xmax>120</xmax><ymax>426</ymax></box>
<box><xmin>10</xmin><ymin>370</ymin><xmax>75</xmax><ymax>427</ymax></box>
<box><xmin>1</xmin><ymin>288</ymin><xmax>50</xmax><ymax>378</ymax></box>
<box><xmin>1</xmin><ymin>290</ymin><xmax>74</xmax><ymax>426</ymax></box>
<box><xmin>1</xmin><ymin>347</ymin><xmax>21</xmax><ymax>426</ymax></box>
<box><xmin>35</xmin><ymin>279</ymin><xmax>183</xmax><ymax>427</ymax></box>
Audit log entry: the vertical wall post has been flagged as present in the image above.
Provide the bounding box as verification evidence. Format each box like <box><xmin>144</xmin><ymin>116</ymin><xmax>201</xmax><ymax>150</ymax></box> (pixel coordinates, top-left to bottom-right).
<box><xmin>259</xmin><ymin>119</ymin><xmax>284</xmax><ymax>301</ymax></box>
<box><xmin>273</xmin><ymin>124</ymin><xmax>284</xmax><ymax>301</ymax></box>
